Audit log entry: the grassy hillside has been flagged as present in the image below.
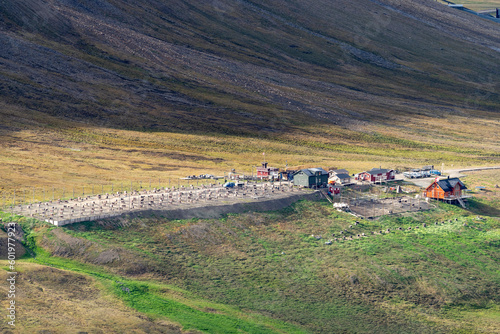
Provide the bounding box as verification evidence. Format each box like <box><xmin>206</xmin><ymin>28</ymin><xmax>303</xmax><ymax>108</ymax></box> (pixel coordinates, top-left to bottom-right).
<box><xmin>3</xmin><ymin>170</ymin><xmax>499</xmax><ymax>333</ymax></box>
<box><xmin>446</xmin><ymin>0</ymin><xmax>500</xmax><ymax>12</ymax></box>
<box><xmin>0</xmin><ymin>0</ymin><xmax>499</xmax><ymax>195</ymax></box>
<box><xmin>1</xmin><ymin>1</ymin><xmax>499</xmax><ymax>332</ymax></box>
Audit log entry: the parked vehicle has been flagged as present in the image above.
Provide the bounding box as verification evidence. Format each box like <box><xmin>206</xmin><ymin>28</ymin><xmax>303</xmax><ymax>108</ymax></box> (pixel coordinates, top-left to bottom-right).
<box><xmin>421</xmin><ymin>171</ymin><xmax>431</xmax><ymax>178</ymax></box>
<box><xmin>403</xmin><ymin>172</ymin><xmax>412</xmax><ymax>178</ymax></box>
<box><xmin>223</xmin><ymin>182</ymin><xmax>235</xmax><ymax>188</ymax></box>
<box><xmin>429</xmin><ymin>170</ymin><xmax>441</xmax><ymax>175</ymax></box>
<box><xmin>410</xmin><ymin>172</ymin><xmax>421</xmax><ymax>178</ymax></box>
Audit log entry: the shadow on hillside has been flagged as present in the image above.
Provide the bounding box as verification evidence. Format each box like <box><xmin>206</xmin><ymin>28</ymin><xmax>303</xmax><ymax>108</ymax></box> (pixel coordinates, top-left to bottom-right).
<box><xmin>467</xmin><ymin>199</ymin><xmax>500</xmax><ymax>217</ymax></box>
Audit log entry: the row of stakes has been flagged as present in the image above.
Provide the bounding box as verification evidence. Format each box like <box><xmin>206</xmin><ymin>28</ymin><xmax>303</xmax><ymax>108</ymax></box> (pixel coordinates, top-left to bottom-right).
<box><xmin>12</xmin><ymin>183</ymin><xmax>296</xmax><ymax>222</ymax></box>
<box><xmin>314</xmin><ymin>218</ymin><xmax>476</xmax><ymax>244</ymax></box>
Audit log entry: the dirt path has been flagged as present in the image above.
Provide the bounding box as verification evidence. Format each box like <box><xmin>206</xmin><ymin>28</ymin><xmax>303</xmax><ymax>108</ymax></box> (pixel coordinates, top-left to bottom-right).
<box><xmin>444</xmin><ymin>166</ymin><xmax>500</xmax><ymax>178</ymax></box>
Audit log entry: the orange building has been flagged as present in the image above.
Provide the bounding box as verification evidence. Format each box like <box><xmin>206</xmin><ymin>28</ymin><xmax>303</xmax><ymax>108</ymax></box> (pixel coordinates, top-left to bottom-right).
<box><xmin>424</xmin><ymin>177</ymin><xmax>467</xmax><ymax>200</ymax></box>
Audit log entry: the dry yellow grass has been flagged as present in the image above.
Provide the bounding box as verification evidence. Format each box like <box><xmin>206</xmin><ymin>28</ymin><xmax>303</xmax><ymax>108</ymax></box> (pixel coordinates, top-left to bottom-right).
<box><xmin>1</xmin><ymin>111</ymin><xmax>498</xmax><ymax>206</ymax></box>
<box><xmin>0</xmin><ymin>261</ymin><xmax>191</xmax><ymax>334</ymax></box>
<box><xmin>0</xmin><ymin>99</ymin><xmax>498</xmax><ymax>206</ymax></box>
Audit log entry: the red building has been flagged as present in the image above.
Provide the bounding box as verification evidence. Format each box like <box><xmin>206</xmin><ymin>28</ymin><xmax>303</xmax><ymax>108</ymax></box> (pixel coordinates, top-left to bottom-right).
<box><xmin>355</xmin><ymin>168</ymin><xmax>395</xmax><ymax>183</ymax></box>
<box><xmin>328</xmin><ymin>184</ymin><xmax>341</xmax><ymax>195</ymax></box>
<box><xmin>256</xmin><ymin>162</ymin><xmax>279</xmax><ymax>179</ymax></box>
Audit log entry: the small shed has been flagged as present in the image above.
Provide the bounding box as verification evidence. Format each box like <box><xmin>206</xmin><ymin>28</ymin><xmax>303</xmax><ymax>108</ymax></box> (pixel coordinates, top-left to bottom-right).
<box><xmin>328</xmin><ymin>184</ymin><xmax>342</xmax><ymax>195</ymax></box>
<box><xmin>293</xmin><ymin>168</ymin><xmax>329</xmax><ymax>188</ymax></box>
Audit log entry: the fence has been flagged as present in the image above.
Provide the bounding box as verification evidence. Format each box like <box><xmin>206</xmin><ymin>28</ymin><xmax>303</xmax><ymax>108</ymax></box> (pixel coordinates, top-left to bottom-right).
<box><xmin>329</xmin><ymin>187</ymin><xmax>430</xmax><ymax>218</ymax></box>
<box><xmin>0</xmin><ymin>177</ymin><xmax>234</xmax><ymax>213</ymax></box>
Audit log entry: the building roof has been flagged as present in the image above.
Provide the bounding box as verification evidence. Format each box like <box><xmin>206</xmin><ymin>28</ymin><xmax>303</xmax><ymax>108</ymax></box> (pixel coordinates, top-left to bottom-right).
<box><xmin>367</xmin><ymin>168</ymin><xmax>391</xmax><ymax>175</ymax></box>
<box><xmin>330</xmin><ymin>169</ymin><xmax>349</xmax><ymax>175</ymax></box>
<box><xmin>428</xmin><ymin>177</ymin><xmax>467</xmax><ymax>192</ymax></box>
<box><xmin>436</xmin><ymin>178</ymin><xmax>467</xmax><ymax>192</ymax></box>
<box><xmin>294</xmin><ymin>168</ymin><xmax>328</xmax><ymax>176</ymax></box>
<box><xmin>334</xmin><ymin>173</ymin><xmax>350</xmax><ymax>179</ymax></box>
<box><xmin>308</xmin><ymin>168</ymin><xmax>329</xmax><ymax>175</ymax></box>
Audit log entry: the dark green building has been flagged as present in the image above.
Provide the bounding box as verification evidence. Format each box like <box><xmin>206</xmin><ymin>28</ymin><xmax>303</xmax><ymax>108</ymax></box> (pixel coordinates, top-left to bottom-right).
<box><xmin>292</xmin><ymin>168</ymin><xmax>329</xmax><ymax>188</ymax></box>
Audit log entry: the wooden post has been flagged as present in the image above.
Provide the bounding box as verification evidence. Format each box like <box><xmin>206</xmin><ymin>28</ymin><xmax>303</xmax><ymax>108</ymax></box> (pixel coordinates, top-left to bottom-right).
<box><xmin>12</xmin><ymin>190</ymin><xmax>15</xmax><ymax>217</ymax></box>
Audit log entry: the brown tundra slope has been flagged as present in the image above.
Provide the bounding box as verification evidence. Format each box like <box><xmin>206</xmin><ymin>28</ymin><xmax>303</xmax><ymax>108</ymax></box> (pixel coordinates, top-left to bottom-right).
<box><xmin>0</xmin><ymin>0</ymin><xmax>498</xmax><ymax>190</ymax></box>
<box><xmin>1</xmin><ymin>0</ymin><xmax>499</xmax><ymax>131</ymax></box>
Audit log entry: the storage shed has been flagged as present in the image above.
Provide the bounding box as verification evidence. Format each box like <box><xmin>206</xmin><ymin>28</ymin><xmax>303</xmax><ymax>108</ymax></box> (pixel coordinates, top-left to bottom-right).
<box><xmin>293</xmin><ymin>168</ymin><xmax>329</xmax><ymax>188</ymax></box>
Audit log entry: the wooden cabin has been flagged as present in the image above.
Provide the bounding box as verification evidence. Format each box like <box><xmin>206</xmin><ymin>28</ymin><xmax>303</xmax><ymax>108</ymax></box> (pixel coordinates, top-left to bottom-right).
<box><xmin>293</xmin><ymin>168</ymin><xmax>329</xmax><ymax>188</ymax></box>
<box><xmin>256</xmin><ymin>162</ymin><xmax>279</xmax><ymax>180</ymax></box>
<box><xmin>328</xmin><ymin>173</ymin><xmax>351</xmax><ymax>185</ymax></box>
<box><xmin>355</xmin><ymin>168</ymin><xmax>395</xmax><ymax>183</ymax></box>
<box><xmin>328</xmin><ymin>169</ymin><xmax>351</xmax><ymax>185</ymax></box>
<box><xmin>424</xmin><ymin>177</ymin><xmax>467</xmax><ymax>200</ymax></box>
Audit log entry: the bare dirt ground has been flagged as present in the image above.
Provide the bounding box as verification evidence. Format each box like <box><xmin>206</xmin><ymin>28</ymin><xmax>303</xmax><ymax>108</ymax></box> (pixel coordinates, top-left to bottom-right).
<box><xmin>348</xmin><ymin>196</ymin><xmax>432</xmax><ymax>218</ymax></box>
